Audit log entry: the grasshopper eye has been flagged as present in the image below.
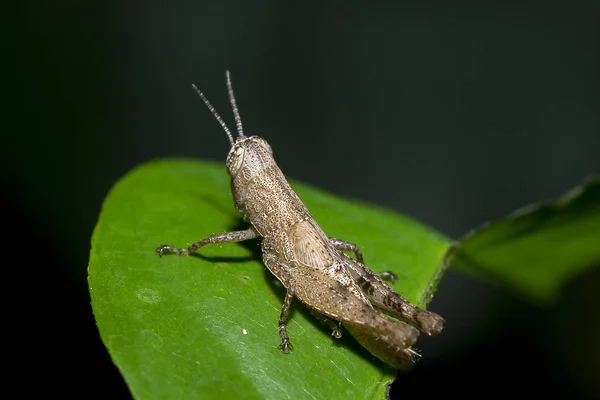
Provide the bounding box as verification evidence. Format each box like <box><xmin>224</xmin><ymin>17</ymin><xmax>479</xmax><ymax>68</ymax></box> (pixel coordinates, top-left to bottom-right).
<box><xmin>226</xmin><ymin>144</ymin><xmax>245</xmax><ymax>176</ymax></box>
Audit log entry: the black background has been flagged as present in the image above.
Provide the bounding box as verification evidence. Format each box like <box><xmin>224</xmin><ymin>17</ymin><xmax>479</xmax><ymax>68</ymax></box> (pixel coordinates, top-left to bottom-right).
<box><xmin>7</xmin><ymin>1</ymin><xmax>599</xmax><ymax>399</ymax></box>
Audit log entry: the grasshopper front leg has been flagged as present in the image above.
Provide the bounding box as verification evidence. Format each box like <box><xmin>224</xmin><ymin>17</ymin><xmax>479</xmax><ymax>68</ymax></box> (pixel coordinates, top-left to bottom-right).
<box><xmin>156</xmin><ymin>227</ymin><xmax>258</xmax><ymax>256</ymax></box>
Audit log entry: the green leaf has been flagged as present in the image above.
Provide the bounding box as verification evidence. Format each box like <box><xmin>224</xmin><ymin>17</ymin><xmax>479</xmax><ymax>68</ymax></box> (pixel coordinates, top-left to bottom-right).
<box><xmin>445</xmin><ymin>176</ymin><xmax>600</xmax><ymax>304</ymax></box>
<box><xmin>89</xmin><ymin>158</ymin><xmax>449</xmax><ymax>400</ymax></box>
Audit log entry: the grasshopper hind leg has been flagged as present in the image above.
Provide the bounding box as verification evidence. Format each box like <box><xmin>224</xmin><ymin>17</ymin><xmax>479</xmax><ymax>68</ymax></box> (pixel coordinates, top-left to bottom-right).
<box><xmin>337</xmin><ymin>250</ymin><xmax>445</xmax><ymax>336</ymax></box>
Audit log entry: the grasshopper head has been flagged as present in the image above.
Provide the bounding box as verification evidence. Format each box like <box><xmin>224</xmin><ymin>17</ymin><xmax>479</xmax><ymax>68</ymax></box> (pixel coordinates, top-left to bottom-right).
<box><xmin>226</xmin><ymin>135</ymin><xmax>273</xmax><ymax>178</ymax></box>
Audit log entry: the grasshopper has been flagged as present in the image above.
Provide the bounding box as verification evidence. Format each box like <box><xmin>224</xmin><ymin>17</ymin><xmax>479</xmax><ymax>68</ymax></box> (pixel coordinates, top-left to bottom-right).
<box><xmin>156</xmin><ymin>71</ymin><xmax>444</xmax><ymax>370</ymax></box>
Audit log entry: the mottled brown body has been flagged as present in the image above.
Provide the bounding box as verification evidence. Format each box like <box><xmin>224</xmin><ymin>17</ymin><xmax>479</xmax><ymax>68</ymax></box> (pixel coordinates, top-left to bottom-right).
<box><xmin>157</xmin><ymin>71</ymin><xmax>444</xmax><ymax>370</ymax></box>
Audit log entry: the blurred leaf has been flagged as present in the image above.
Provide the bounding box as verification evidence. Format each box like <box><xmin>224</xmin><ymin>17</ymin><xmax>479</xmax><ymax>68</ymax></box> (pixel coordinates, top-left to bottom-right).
<box><xmin>445</xmin><ymin>176</ymin><xmax>600</xmax><ymax>304</ymax></box>
<box><xmin>88</xmin><ymin>158</ymin><xmax>450</xmax><ymax>400</ymax></box>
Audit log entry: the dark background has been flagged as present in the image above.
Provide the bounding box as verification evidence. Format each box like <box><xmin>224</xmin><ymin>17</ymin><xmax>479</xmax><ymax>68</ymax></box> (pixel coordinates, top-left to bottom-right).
<box><xmin>8</xmin><ymin>1</ymin><xmax>599</xmax><ymax>399</ymax></box>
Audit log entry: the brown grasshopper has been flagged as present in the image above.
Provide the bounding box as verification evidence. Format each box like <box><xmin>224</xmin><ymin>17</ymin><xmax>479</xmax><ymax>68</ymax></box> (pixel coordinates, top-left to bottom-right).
<box><xmin>156</xmin><ymin>71</ymin><xmax>444</xmax><ymax>370</ymax></box>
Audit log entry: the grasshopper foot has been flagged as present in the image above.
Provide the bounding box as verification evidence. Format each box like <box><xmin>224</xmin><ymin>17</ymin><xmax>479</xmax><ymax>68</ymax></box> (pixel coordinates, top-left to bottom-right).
<box><xmin>376</xmin><ymin>271</ymin><xmax>398</xmax><ymax>283</ymax></box>
<box><xmin>309</xmin><ymin>309</ymin><xmax>343</xmax><ymax>339</ymax></box>
<box><xmin>279</xmin><ymin>340</ymin><xmax>294</xmax><ymax>353</ymax></box>
<box><xmin>331</xmin><ymin>328</ymin><xmax>342</xmax><ymax>339</ymax></box>
<box><xmin>155</xmin><ymin>245</ymin><xmax>189</xmax><ymax>257</ymax></box>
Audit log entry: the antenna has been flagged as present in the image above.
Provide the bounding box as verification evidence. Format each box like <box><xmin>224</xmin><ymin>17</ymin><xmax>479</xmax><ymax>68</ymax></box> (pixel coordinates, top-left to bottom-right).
<box><xmin>226</xmin><ymin>70</ymin><xmax>245</xmax><ymax>138</ymax></box>
<box><xmin>191</xmin><ymin>83</ymin><xmax>235</xmax><ymax>147</ymax></box>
